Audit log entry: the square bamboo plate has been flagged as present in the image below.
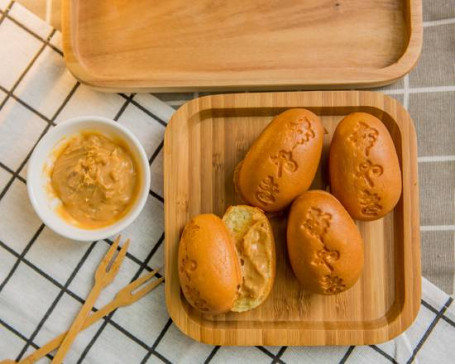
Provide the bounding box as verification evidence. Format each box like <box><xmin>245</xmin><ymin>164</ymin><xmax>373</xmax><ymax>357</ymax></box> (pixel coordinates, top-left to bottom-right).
<box><xmin>62</xmin><ymin>0</ymin><xmax>422</xmax><ymax>92</ymax></box>
<box><xmin>164</xmin><ymin>91</ymin><xmax>421</xmax><ymax>346</ymax></box>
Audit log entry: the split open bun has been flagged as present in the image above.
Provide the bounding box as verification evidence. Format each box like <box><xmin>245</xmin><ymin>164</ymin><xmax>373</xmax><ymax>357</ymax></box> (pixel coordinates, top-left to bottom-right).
<box><xmin>178</xmin><ymin>205</ymin><xmax>275</xmax><ymax>314</ymax></box>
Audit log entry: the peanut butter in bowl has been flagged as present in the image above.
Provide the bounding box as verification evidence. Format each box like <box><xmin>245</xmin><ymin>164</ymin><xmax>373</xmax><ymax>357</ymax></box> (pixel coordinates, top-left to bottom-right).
<box><xmin>27</xmin><ymin>116</ymin><xmax>150</xmax><ymax>241</ymax></box>
<box><xmin>49</xmin><ymin>132</ymin><xmax>141</xmax><ymax>229</ymax></box>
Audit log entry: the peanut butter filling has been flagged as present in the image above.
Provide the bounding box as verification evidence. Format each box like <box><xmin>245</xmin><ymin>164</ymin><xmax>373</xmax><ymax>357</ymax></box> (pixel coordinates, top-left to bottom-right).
<box><xmin>237</xmin><ymin>218</ymin><xmax>270</xmax><ymax>301</ymax></box>
<box><xmin>50</xmin><ymin>132</ymin><xmax>138</xmax><ymax>229</ymax></box>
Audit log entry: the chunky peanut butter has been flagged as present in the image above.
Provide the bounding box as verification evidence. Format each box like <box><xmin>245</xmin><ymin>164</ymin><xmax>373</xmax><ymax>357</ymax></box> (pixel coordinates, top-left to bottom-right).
<box><xmin>51</xmin><ymin>132</ymin><xmax>138</xmax><ymax>228</ymax></box>
<box><xmin>237</xmin><ymin>218</ymin><xmax>270</xmax><ymax>300</ymax></box>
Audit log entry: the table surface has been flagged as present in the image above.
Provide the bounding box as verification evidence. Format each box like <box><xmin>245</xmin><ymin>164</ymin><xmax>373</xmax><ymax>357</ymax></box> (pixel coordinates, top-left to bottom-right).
<box><xmin>1</xmin><ymin>1</ymin><xmax>455</xmax><ymax>363</ymax></box>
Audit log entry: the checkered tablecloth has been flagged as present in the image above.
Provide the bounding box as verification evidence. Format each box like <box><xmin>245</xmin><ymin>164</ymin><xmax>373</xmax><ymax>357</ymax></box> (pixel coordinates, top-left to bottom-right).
<box><xmin>0</xmin><ymin>1</ymin><xmax>454</xmax><ymax>363</ymax></box>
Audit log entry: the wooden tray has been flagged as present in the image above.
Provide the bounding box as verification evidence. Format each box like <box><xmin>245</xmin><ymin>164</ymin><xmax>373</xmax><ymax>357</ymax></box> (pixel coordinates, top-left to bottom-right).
<box><xmin>164</xmin><ymin>91</ymin><xmax>421</xmax><ymax>346</ymax></box>
<box><xmin>62</xmin><ymin>0</ymin><xmax>422</xmax><ymax>92</ymax></box>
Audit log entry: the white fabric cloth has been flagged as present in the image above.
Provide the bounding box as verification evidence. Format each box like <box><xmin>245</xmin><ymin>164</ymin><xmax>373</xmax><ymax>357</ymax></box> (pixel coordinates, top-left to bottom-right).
<box><xmin>0</xmin><ymin>2</ymin><xmax>453</xmax><ymax>363</ymax></box>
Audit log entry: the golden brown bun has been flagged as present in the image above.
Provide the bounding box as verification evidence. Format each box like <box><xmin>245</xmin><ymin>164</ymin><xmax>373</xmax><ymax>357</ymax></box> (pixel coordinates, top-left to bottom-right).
<box><xmin>236</xmin><ymin>109</ymin><xmax>324</xmax><ymax>212</ymax></box>
<box><xmin>178</xmin><ymin>214</ymin><xmax>241</xmax><ymax>314</ymax></box>
<box><xmin>329</xmin><ymin>112</ymin><xmax>402</xmax><ymax>221</ymax></box>
<box><xmin>222</xmin><ymin>205</ymin><xmax>275</xmax><ymax>312</ymax></box>
<box><xmin>287</xmin><ymin>190</ymin><xmax>364</xmax><ymax>295</ymax></box>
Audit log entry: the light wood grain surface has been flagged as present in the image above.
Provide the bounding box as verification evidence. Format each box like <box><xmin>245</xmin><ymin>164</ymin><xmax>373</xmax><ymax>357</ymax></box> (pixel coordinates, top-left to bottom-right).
<box><xmin>19</xmin><ymin>0</ymin><xmax>422</xmax><ymax>91</ymax></box>
<box><xmin>61</xmin><ymin>0</ymin><xmax>422</xmax><ymax>92</ymax></box>
<box><xmin>164</xmin><ymin>91</ymin><xmax>421</xmax><ymax>346</ymax></box>
<box><xmin>16</xmin><ymin>0</ymin><xmax>61</xmax><ymax>29</ymax></box>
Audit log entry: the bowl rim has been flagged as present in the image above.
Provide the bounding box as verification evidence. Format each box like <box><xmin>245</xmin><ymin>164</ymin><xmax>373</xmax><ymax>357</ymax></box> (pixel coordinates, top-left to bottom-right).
<box><xmin>27</xmin><ymin>115</ymin><xmax>151</xmax><ymax>242</ymax></box>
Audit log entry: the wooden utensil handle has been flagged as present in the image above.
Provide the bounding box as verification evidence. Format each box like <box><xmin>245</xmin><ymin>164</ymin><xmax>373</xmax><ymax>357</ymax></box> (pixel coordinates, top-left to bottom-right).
<box><xmin>51</xmin><ymin>284</ymin><xmax>103</xmax><ymax>364</ymax></box>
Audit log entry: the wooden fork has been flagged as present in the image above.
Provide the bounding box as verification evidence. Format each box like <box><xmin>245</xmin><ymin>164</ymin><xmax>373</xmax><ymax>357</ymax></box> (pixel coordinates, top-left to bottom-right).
<box><xmin>51</xmin><ymin>236</ymin><xmax>129</xmax><ymax>364</ymax></box>
<box><xmin>17</xmin><ymin>269</ymin><xmax>163</xmax><ymax>364</ymax></box>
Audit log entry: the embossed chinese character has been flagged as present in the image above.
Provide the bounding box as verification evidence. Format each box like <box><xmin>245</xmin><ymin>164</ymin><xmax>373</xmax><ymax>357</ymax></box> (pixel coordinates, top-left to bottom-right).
<box><xmin>356</xmin><ymin>160</ymin><xmax>384</xmax><ymax>188</ymax></box>
<box><xmin>180</xmin><ymin>255</ymin><xmax>197</xmax><ymax>281</ymax></box>
<box><xmin>311</xmin><ymin>247</ymin><xmax>340</xmax><ymax>272</ymax></box>
<box><xmin>320</xmin><ymin>274</ymin><xmax>346</xmax><ymax>294</ymax></box>
<box><xmin>287</xmin><ymin>118</ymin><xmax>315</xmax><ymax>149</ymax></box>
<box><xmin>270</xmin><ymin>150</ymin><xmax>298</xmax><ymax>177</ymax></box>
<box><xmin>301</xmin><ymin>207</ymin><xmax>332</xmax><ymax>240</ymax></box>
<box><xmin>183</xmin><ymin>284</ymin><xmax>209</xmax><ymax>311</ymax></box>
<box><xmin>348</xmin><ymin>121</ymin><xmax>379</xmax><ymax>156</ymax></box>
<box><xmin>359</xmin><ymin>189</ymin><xmax>383</xmax><ymax>217</ymax></box>
<box><xmin>256</xmin><ymin>176</ymin><xmax>279</xmax><ymax>206</ymax></box>
<box><xmin>184</xmin><ymin>222</ymin><xmax>200</xmax><ymax>240</ymax></box>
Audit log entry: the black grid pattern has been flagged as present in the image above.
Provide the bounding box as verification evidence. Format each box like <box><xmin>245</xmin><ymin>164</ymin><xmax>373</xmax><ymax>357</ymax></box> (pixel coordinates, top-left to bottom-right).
<box><xmin>0</xmin><ymin>1</ymin><xmax>167</xmax><ymax>362</ymax></box>
<box><xmin>0</xmin><ymin>1</ymin><xmax>455</xmax><ymax>363</ymax></box>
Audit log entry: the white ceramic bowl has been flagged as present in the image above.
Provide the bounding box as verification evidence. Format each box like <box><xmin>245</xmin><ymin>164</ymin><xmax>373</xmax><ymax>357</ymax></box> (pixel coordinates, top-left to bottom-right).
<box><xmin>27</xmin><ymin>116</ymin><xmax>151</xmax><ymax>241</ymax></box>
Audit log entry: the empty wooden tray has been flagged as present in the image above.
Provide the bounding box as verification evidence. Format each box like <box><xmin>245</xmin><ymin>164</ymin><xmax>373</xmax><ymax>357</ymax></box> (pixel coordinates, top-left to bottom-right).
<box><xmin>164</xmin><ymin>91</ymin><xmax>421</xmax><ymax>346</ymax></box>
<box><xmin>62</xmin><ymin>0</ymin><xmax>422</xmax><ymax>92</ymax></box>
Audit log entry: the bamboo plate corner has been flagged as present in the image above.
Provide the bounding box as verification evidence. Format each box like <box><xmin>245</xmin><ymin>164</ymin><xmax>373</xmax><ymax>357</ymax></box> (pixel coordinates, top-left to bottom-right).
<box><xmin>164</xmin><ymin>91</ymin><xmax>421</xmax><ymax>346</ymax></box>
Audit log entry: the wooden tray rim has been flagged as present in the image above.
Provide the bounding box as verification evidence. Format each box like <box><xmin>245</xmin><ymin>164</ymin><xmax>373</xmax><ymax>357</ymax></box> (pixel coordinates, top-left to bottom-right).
<box><xmin>163</xmin><ymin>91</ymin><xmax>421</xmax><ymax>346</ymax></box>
<box><xmin>61</xmin><ymin>1</ymin><xmax>422</xmax><ymax>92</ymax></box>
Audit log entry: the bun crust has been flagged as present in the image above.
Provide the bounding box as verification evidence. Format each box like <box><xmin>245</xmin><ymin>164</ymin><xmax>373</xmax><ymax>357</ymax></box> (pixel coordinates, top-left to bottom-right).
<box><xmin>236</xmin><ymin>109</ymin><xmax>324</xmax><ymax>212</ymax></box>
<box><xmin>287</xmin><ymin>190</ymin><xmax>364</xmax><ymax>295</ymax></box>
<box><xmin>178</xmin><ymin>214</ymin><xmax>241</xmax><ymax>314</ymax></box>
<box><xmin>329</xmin><ymin>112</ymin><xmax>402</xmax><ymax>221</ymax></box>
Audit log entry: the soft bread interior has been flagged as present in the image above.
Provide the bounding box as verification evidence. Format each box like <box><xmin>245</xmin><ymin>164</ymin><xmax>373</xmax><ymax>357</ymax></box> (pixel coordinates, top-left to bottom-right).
<box><xmin>222</xmin><ymin>205</ymin><xmax>275</xmax><ymax>312</ymax></box>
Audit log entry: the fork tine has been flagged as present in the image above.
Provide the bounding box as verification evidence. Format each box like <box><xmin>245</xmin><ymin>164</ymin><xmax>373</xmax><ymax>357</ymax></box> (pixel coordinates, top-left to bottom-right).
<box><xmin>127</xmin><ymin>269</ymin><xmax>159</xmax><ymax>291</ymax></box>
<box><xmin>101</xmin><ymin>235</ymin><xmax>121</xmax><ymax>270</ymax></box>
<box><xmin>107</xmin><ymin>239</ymin><xmax>130</xmax><ymax>274</ymax></box>
<box><xmin>113</xmin><ymin>269</ymin><xmax>158</xmax><ymax>301</ymax></box>
<box><xmin>130</xmin><ymin>276</ymin><xmax>164</xmax><ymax>301</ymax></box>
